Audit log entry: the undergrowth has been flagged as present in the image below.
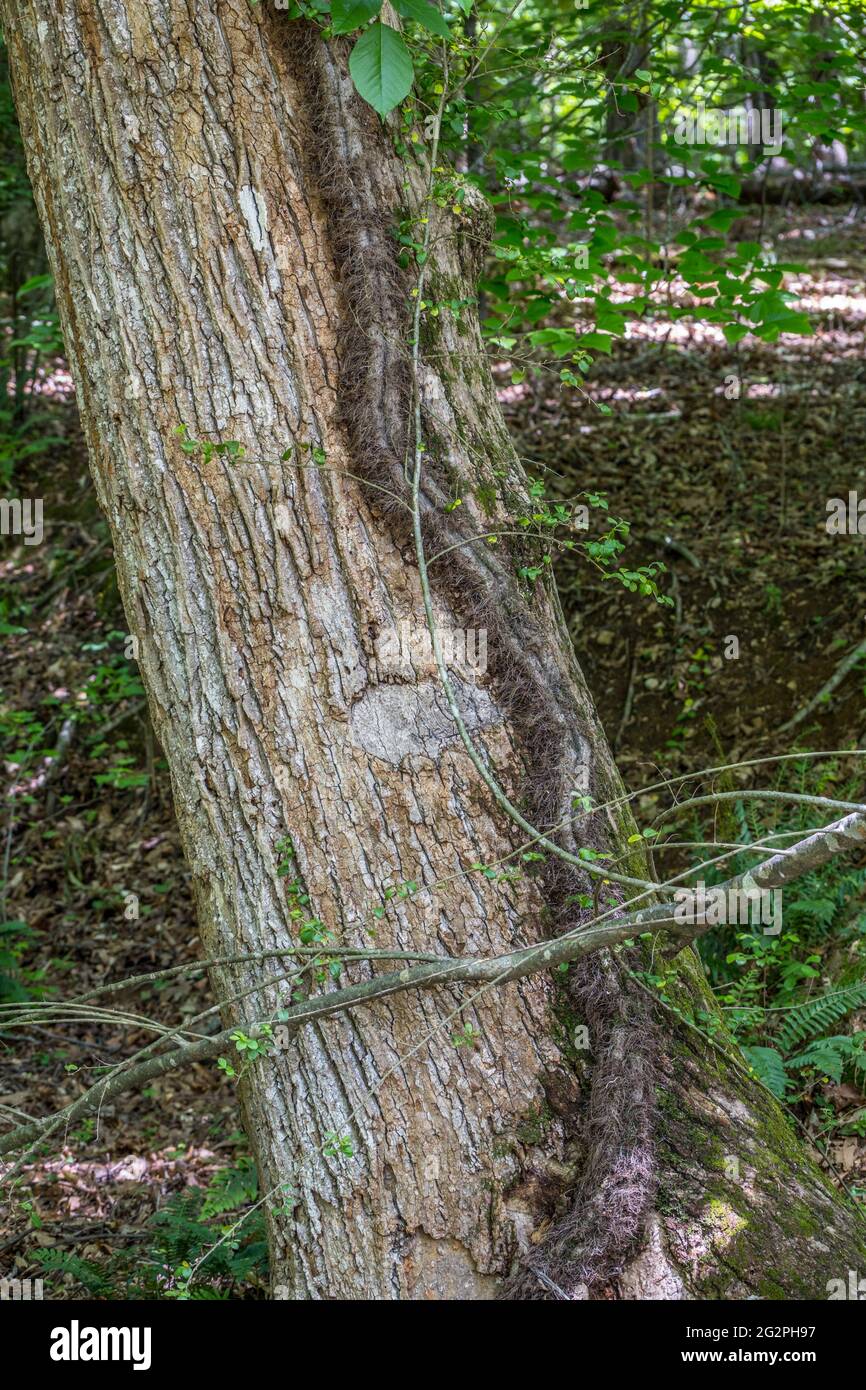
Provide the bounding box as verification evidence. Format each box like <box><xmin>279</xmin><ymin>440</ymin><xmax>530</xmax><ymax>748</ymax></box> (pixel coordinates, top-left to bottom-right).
<box><xmin>31</xmin><ymin>1149</ymin><xmax>270</xmax><ymax>1300</ymax></box>
<box><xmin>690</xmin><ymin>757</ymin><xmax>866</xmax><ymax>1161</ymax></box>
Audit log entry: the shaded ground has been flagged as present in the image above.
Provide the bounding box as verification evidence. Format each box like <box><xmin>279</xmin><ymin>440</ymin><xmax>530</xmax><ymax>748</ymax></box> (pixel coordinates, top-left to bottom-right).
<box><xmin>500</xmin><ymin>205</ymin><xmax>866</xmax><ymax>781</ymax></box>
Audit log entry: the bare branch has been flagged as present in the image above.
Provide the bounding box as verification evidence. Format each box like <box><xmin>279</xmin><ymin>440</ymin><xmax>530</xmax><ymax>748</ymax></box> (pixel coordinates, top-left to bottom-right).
<box><xmin>2</xmin><ymin>810</ymin><xmax>863</xmax><ymax>1161</ymax></box>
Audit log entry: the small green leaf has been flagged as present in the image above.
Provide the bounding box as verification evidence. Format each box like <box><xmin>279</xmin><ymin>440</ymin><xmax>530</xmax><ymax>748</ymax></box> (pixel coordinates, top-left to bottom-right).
<box><xmin>723</xmin><ymin>322</ymin><xmax>749</xmax><ymax>345</ymax></box>
<box><xmin>17</xmin><ymin>273</ymin><xmax>53</xmax><ymax>297</ymax></box>
<box><xmin>331</xmin><ymin>0</ymin><xmax>381</xmax><ymax>34</ymax></box>
<box><xmin>577</xmin><ymin>331</ymin><xmax>613</xmax><ymax>354</ymax></box>
<box><xmin>394</xmin><ymin>0</ymin><xmax>449</xmax><ymax>37</ymax></box>
<box><xmin>595</xmin><ymin>304</ymin><xmax>626</xmax><ymax>335</ymax></box>
<box><xmin>703</xmin><ymin>171</ymin><xmax>741</xmax><ymax>199</ymax></box>
<box><xmin>349</xmin><ymin>22</ymin><xmax>414</xmax><ymax>116</ymax></box>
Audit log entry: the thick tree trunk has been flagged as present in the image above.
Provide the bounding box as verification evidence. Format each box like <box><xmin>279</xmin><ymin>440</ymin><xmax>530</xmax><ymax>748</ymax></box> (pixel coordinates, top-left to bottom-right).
<box><xmin>5</xmin><ymin>0</ymin><xmax>865</xmax><ymax>1299</ymax></box>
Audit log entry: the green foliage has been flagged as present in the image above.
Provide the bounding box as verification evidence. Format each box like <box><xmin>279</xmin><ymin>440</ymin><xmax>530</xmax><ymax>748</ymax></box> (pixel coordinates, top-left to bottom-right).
<box><xmin>451</xmin><ymin>1021</ymin><xmax>481</xmax><ymax>1048</ymax></box>
<box><xmin>741</xmin><ymin>1044</ymin><xmax>790</xmax><ymax>1099</ymax></box>
<box><xmin>776</xmin><ymin>983</ymin><xmax>866</xmax><ymax>1053</ymax></box>
<box><xmin>394</xmin><ymin>0</ymin><xmax>449</xmax><ymax>39</ymax></box>
<box><xmin>266</xmin><ymin>0</ymin><xmax>448</xmax><ymax>116</ymax></box>
<box><xmin>0</xmin><ymin>703</ymin><xmax>50</xmax><ymax>777</ymax></box>
<box><xmin>0</xmin><ymin>411</ymin><xmax>65</xmax><ymax>493</ymax></box>
<box><xmin>322</xmin><ymin>1130</ymin><xmax>355</xmax><ymax>1157</ymax></box>
<box><xmin>1</xmin><ymin>632</ymin><xmax>150</xmax><ymax>797</ymax></box>
<box><xmin>200</xmin><ymin>1154</ymin><xmax>260</xmax><ymax>1218</ymax></box>
<box><xmin>32</xmin><ymin>1154</ymin><xmax>269</xmax><ymax>1300</ymax></box>
<box><xmin>174</xmin><ymin>423</ymin><xmax>246</xmax><ymax>463</ymax></box>
<box><xmin>331</xmin><ymin>0</ymin><xmax>382</xmax><ymax>35</ymax></box>
<box><xmin>787</xmin><ymin>1034</ymin><xmax>866</xmax><ymax>1087</ymax></box>
<box><xmin>446</xmin><ymin>471</ymin><xmax>676</xmax><ymax>604</ymax></box>
<box><xmin>0</xmin><ymin>917</ymin><xmax>43</xmax><ymax>1003</ymax></box>
<box><xmin>695</xmin><ymin>760</ymin><xmax>866</xmax><ymax>1109</ymax></box>
<box><xmin>266</xmin><ymin>2</ymin><xmax>866</xmax><ymax>418</ymax></box>
<box><xmin>33</xmin><ymin>1248</ymin><xmax>115</xmax><ymax>1298</ymax></box>
<box><xmin>0</xmin><ymin>44</ymin><xmax>65</xmax><ymax>488</ymax></box>
<box><xmin>334</xmin><ymin>0</ymin><xmax>864</xmax><ymax>388</ymax></box>
<box><xmin>92</xmin><ymin>752</ymin><xmax>150</xmax><ymax>792</ymax></box>
<box><xmin>79</xmin><ymin>635</ymin><xmax>145</xmax><ymax>710</ymax></box>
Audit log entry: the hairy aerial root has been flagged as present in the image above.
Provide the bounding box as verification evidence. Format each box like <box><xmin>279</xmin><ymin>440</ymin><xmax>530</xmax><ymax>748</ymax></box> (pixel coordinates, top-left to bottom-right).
<box><xmin>268</xmin><ymin>15</ymin><xmax>659</xmax><ymax>1299</ymax></box>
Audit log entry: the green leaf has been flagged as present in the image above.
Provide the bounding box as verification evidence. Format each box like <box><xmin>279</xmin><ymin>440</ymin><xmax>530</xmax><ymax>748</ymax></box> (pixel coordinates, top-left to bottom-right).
<box><xmin>787</xmin><ymin>1038</ymin><xmax>851</xmax><ymax>1084</ymax></box>
<box><xmin>349</xmin><ymin>22</ymin><xmax>414</xmax><ymax>116</ymax></box>
<box><xmin>623</xmin><ymin>168</ymin><xmax>655</xmax><ymax>188</ymax></box>
<box><xmin>577</xmin><ymin>331</ymin><xmax>613</xmax><ymax>354</ymax></box>
<box><xmin>777</xmin><ymin>983</ymin><xmax>866</xmax><ymax>1052</ymax></box>
<box><xmin>703</xmin><ymin>171</ymin><xmax>741</xmax><ymax>199</ymax></box>
<box><xmin>331</xmin><ymin>0</ymin><xmax>381</xmax><ymax>34</ymax></box>
<box><xmin>394</xmin><ymin>0</ymin><xmax>449</xmax><ymax>37</ymax></box>
<box><xmin>16</xmin><ymin>273</ymin><xmax>53</xmax><ymax>297</ymax></box>
<box><xmin>722</xmin><ymin>322</ymin><xmax>749</xmax><ymax>345</ymax></box>
<box><xmin>702</xmin><ymin>208</ymin><xmax>741</xmax><ymax>231</ymax></box>
<box><xmin>770</xmin><ymin>311</ymin><xmax>813</xmax><ymax>337</ymax></box>
<box><xmin>595</xmin><ymin>304</ymin><xmax>626</xmax><ymax>335</ymax></box>
<box><xmin>527</xmin><ymin>327</ymin><xmax>579</xmax><ymax>351</ymax></box>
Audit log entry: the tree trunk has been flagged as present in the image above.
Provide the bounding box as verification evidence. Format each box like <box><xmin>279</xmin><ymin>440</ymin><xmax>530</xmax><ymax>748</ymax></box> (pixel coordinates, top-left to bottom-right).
<box><xmin>5</xmin><ymin>0</ymin><xmax>865</xmax><ymax>1300</ymax></box>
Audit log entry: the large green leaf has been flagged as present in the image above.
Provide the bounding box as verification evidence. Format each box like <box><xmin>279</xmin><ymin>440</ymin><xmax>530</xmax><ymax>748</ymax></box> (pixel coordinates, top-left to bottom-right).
<box><xmin>331</xmin><ymin>0</ymin><xmax>381</xmax><ymax>36</ymax></box>
<box><xmin>349</xmin><ymin>22</ymin><xmax>414</xmax><ymax>116</ymax></box>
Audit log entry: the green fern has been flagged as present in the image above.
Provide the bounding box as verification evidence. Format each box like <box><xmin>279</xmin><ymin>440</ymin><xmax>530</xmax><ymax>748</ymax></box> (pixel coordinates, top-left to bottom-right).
<box><xmin>33</xmin><ymin>1248</ymin><xmax>113</xmax><ymax>1297</ymax></box>
<box><xmin>784</xmin><ymin>895</ymin><xmax>837</xmax><ymax>930</ymax></box>
<box><xmin>201</xmin><ymin>1155</ymin><xmax>258</xmax><ymax>1218</ymax></box>
<box><xmin>742</xmin><ymin>1045</ymin><xmax>790</xmax><ymax>1098</ymax></box>
<box><xmin>787</xmin><ymin>1034</ymin><xmax>866</xmax><ymax>1085</ymax></box>
<box><xmin>147</xmin><ymin>1186</ymin><xmax>267</xmax><ymax>1292</ymax></box>
<box><xmin>776</xmin><ymin>982</ymin><xmax>866</xmax><ymax>1052</ymax></box>
<box><xmin>31</xmin><ymin>1159</ymin><xmax>269</xmax><ymax>1300</ymax></box>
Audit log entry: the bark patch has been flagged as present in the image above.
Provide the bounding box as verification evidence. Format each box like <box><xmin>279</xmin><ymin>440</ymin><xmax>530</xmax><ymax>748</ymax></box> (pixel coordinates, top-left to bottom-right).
<box><xmin>349</xmin><ymin>678</ymin><xmax>499</xmax><ymax>765</ymax></box>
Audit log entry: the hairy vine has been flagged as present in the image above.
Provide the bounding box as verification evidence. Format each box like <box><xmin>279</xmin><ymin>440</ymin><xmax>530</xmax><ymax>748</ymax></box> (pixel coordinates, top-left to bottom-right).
<box><xmin>269</xmin><ymin>12</ymin><xmax>662</xmax><ymax>1298</ymax></box>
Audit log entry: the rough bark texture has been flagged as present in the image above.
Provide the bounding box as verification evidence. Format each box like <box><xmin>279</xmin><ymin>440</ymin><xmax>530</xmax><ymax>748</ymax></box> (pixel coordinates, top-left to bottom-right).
<box><xmin>634</xmin><ymin>952</ymin><xmax>866</xmax><ymax>1301</ymax></box>
<box><xmin>5</xmin><ymin>0</ymin><xmax>866</xmax><ymax>1300</ymax></box>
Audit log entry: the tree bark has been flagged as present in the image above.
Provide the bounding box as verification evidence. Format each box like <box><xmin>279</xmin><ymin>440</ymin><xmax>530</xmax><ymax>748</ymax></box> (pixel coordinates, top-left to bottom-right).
<box><xmin>4</xmin><ymin>0</ymin><xmax>865</xmax><ymax>1300</ymax></box>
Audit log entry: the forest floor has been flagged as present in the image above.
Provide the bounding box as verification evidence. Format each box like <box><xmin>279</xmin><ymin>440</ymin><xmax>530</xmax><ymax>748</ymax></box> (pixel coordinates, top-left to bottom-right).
<box><xmin>501</xmin><ymin>202</ymin><xmax>866</xmax><ymax>779</ymax></box>
<box><xmin>2</xmin><ymin>203</ymin><xmax>865</xmax><ymax>1297</ymax></box>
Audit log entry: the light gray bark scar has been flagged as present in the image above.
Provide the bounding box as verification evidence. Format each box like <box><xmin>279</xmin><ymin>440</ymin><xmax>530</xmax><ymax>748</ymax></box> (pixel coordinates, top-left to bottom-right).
<box><xmin>239</xmin><ymin>185</ymin><xmax>268</xmax><ymax>252</ymax></box>
<box><xmin>349</xmin><ymin>679</ymin><xmax>500</xmax><ymax>766</ymax></box>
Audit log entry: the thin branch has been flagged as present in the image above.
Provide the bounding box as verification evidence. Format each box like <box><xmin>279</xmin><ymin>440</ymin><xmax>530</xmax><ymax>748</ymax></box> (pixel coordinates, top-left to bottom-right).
<box><xmin>778</xmin><ymin>635</ymin><xmax>866</xmax><ymax>735</ymax></box>
<box><xmin>2</xmin><ymin>809</ymin><xmax>863</xmax><ymax>1160</ymax></box>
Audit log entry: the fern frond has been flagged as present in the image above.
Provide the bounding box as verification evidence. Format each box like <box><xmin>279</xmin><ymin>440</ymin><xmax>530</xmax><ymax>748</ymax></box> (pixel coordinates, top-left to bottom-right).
<box><xmin>787</xmin><ymin>1036</ymin><xmax>854</xmax><ymax>1083</ymax></box>
<box><xmin>741</xmin><ymin>1045</ymin><xmax>789</xmax><ymax>1098</ymax></box>
<box><xmin>33</xmin><ymin>1248</ymin><xmax>113</xmax><ymax>1296</ymax></box>
<box><xmin>776</xmin><ymin>982</ymin><xmax>866</xmax><ymax>1052</ymax></box>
